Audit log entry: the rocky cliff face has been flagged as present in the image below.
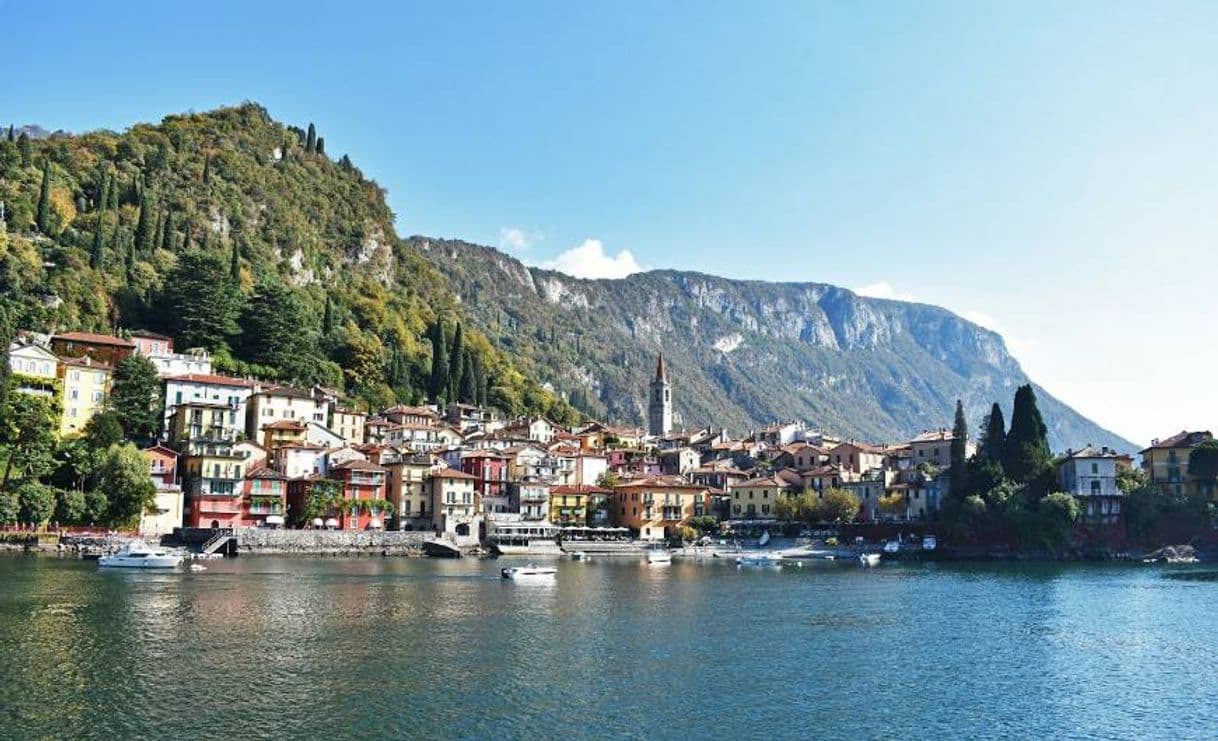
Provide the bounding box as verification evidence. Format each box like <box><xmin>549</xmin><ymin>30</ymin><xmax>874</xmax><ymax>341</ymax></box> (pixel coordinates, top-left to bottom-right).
<box><xmin>410</xmin><ymin>237</ymin><xmax>1136</xmax><ymax>453</ymax></box>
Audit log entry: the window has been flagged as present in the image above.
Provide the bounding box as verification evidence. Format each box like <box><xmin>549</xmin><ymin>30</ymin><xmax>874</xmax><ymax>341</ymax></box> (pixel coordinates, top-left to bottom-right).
<box><xmin>761</xmin><ymin>504</ymin><xmax>770</xmax><ymax>515</ymax></box>
<box><xmin>1091</xmin><ymin>462</ymin><xmax>1099</xmax><ymax>474</ymax></box>
<box><xmin>1091</xmin><ymin>480</ymin><xmax>1102</xmax><ymax>495</ymax></box>
<box><xmin>92</xmin><ymin>391</ymin><xmax>103</xmax><ymax>402</ymax></box>
<box><xmin>175</xmin><ymin>391</ymin><xmax>183</xmax><ymax>404</ymax></box>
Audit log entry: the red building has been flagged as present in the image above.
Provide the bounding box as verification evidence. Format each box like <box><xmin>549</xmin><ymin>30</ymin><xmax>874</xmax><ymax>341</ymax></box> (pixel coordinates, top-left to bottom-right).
<box><xmin>460</xmin><ymin>450</ymin><xmax>508</xmax><ymax>498</ymax></box>
<box><xmin>329</xmin><ymin>459</ymin><xmax>390</xmax><ymax>530</ymax></box>
<box><xmin>242</xmin><ymin>466</ymin><xmax>288</xmax><ymax>528</ymax></box>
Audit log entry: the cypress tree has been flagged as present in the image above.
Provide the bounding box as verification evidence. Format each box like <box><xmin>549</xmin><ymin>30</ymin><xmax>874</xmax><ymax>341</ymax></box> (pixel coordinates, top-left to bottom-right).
<box><xmin>229</xmin><ymin>240</ymin><xmax>240</xmax><ymax>281</ymax></box>
<box><xmin>459</xmin><ymin>349</ymin><xmax>476</xmax><ymax>403</ymax></box>
<box><xmin>339</xmin><ymin>154</ymin><xmax>352</xmax><ymax>169</ymax></box>
<box><xmin>181</xmin><ymin>220</ymin><xmax>192</xmax><ymax>251</ymax></box>
<box><xmin>5</xmin><ymin>125</ymin><xmax>12</xmax><ymax>142</ymax></box>
<box><xmin>160</xmin><ymin>209</ymin><xmax>173</xmax><ymax>252</ymax></box>
<box><xmin>91</xmin><ymin>212</ymin><xmax>105</xmax><ymax>268</ymax></box>
<box><xmin>106</xmin><ymin>173</ymin><xmax>119</xmax><ymax>210</ymax></box>
<box><xmin>152</xmin><ymin>210</ymin><xmax>165</xmax><ymax>252</ymax></box>
<box><xmin>980</xmin><ymin>402</ymin><xmax>1007</xmax><ymax>466</ymax></box>
<box><xmin>429</xmin><ymin>323</ymin><xmax>449</xmax><ymax>402</ymax></box>
<box><xmin>1004</xmin><ymin>384</ymin><xmax>1050</xmax><ymax>483</ymax></box>
<box><xmin>17</xmin><ymin>132</ymin><xmax>31</xmax><ymax>166</ymax></box>
<box><xmin>201</xmin><ymin>229</ymin><xmax>211</xmax><ymax>252</ymax></box>
<box><xmin>97</xmin><ymin>168</ymin><xmax>110</xmax><ymax>215</ymax></box>
<box><xmin>305</xmin><ymin>123</ymin><xmax>316</xmax><ymax>153</ymax></box>
<box><xmin>202</xmin><ymin>153</ymin><xmax>211</xmax><ymax>184</ymax></box>
<box><xmin>134</xmin><ymin>193</ymin><xmax>155</xmax><ymax>254</ymax></box>
<box><xmin>949</xmin><ymin>399</ymin><xmax>969</xmax><ymax>496</ymax></box>
<box><xmin>315</xmin><ymin>137</ymin><xmax>325</xmax><ymax>155</ymax></box>
<box><xmin>471</xmin><ymin>351</ymin><xmax>487</xmax><ymax>406</ymax></box>
<box><xmin>448</xmin><ymin>323</ymin><xmax>464</xmax><ymax>401</ymax></box>
<box><xmin>36</xmin><ymin>164</ymin><xmax>52</xmax><ymax>233</ymax></box>
<box><xmin>322</xmin><ymin>294</ymin><xmax>334</xmax><ymax>335</ymax></box>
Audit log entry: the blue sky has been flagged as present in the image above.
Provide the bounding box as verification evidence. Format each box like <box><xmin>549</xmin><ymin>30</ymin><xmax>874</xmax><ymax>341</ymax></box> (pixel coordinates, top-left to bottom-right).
<box><xmin>6</xmin><ymin>0</ymin><xmax>1217</xmax><ymax>445</ymax></box>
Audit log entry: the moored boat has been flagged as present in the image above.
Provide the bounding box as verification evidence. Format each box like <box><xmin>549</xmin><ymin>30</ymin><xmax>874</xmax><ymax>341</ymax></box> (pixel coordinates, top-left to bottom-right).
<box><xmin>859</xmin><ymin>553</ymin><xmax>881</xmax><ymax>567</ymax></box>
<box><xmin>646</xmin><ymin>549</ymin><xmax>672</xmax><ymax>565</ymax></box>
<box><xmin>501</xmin><ymin>565</ymin><xmax>558</xmax><ymax>579</ymax></box>
<box><xmin>737</xmin><ymin>553</ymin><xmax>784</xmax><ymax>567</ymax></box>
<box><xmin>98</xmin><ymin>542</ymin><xmax>184</xmax><ymax>569</ymax></box>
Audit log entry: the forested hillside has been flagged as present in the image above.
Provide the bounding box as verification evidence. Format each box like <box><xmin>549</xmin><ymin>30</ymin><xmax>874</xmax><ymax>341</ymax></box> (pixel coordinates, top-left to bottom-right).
<box><xmin>0</xmin><ymin>104</ymin><xmax>577</xmax><ymax>422</ymax></box>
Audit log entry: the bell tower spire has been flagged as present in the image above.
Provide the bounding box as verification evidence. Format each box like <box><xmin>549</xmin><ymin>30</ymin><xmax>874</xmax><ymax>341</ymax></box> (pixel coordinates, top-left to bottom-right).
<box><xmin>648</xmin><ymin>353</ymin><xmax>672</xmax><ymax>437</ymax></box>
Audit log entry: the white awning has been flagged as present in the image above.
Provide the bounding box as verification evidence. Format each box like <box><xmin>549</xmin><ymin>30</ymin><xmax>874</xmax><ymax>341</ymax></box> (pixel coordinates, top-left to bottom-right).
<box><xmin>324</xmin><ymin>518</ymin><xmax>339</xmax><ymax>528</ymax></box>
<box><xmin>368</xmin><ymin>518</ymin><xmax>383</xmax><ymax>529</ymax></box>
<box><xmin>312</xmin><ymin>518</ymin><xmax>324</xmax><ymax>527</ymax></box>
<box><xmin>265</xmin><ymin>515</ymin><xmax>285</xmax><ymax>525</ymax></box>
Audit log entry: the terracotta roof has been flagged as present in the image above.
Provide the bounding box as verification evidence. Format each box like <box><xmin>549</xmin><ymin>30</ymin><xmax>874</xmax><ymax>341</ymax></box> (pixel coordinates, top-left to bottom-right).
<box><xmin>246</xmin><ymin>466</ymin><xmax>288</xmax><ymax>480</ymax></box>
<box><xmin>257</xmin><ymin>385</ymin><xmax>314</xmax><ymax>400</ymax></box>
<box><xmin>262</xmin><ymin>419</ymin><xmax>308</xmax><ymax>431</ymax></box>
<box><xmin>910</xmin><ymin>429</ymin><xmax>955</xmax><ymax>444</ymax></box>
<box><xmin>431</xmin><ymin>467</ymin><xmax>477</xmax><ymax>480</ymax></box>
<box><xmin>831</xmin><ymin>441</ymin><xmax>887</xmax><ymax>454</ymax></box>
<box><xmin>332</xmin><ymin>459</ymin><xmax>388</xmax><ymax>473</ymax></box>
<box><xmin>733</xmin><ymin>475</ymin><xmax>790</xmax><ymax>489</ymax></box>
<box><xmin>614</xmin><ymin>476</ymin><xmax>708</xmax><ymax>491</ymax></box>
<box><xmin>52</xmin><ymin>331</ymin><xmax>135</xmax><ymax>348</ymax></box>
<box><xmin>165</xmin><ymin>373</ymin><xmax>256</xmax><ymax>388</ymax></box>
<box><xmin>59</xmin><ymin>356</ymin><xmax>112</xmax><ymax>370</ymax></box>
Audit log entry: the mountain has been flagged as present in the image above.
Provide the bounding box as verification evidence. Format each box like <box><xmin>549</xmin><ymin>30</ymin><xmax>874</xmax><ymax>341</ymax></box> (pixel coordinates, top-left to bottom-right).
<box><xmin>0</xmin><ymin>104</ymin><xmax>576</xmax><ymax>423</ymax></box>
<box><xmin>409</xmin><ymin>238</ymin><xmax>1138</xmax><ymax>453</ymax></box>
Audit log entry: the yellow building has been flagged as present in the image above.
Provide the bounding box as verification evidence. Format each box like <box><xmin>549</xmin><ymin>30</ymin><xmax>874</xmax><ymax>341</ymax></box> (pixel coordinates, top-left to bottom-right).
<box><xmin>331</xmin><ymin>407</ymin><xmax>367</xmax><ymax>445</ymax></box>
<box><xmin>728</xmin><ymin>475</ymin><xmax>797</xmax><ymax>520</ymax></box>
<box><xmin>57</xmin><ymin>357</ymin><xmax>112</xmax><ymax>437</ymax></box>
<box><xmin>611</xmin><ymin>476</ymin><xmax>709</xmax><ymax>540</ymax></box>
<box><xmin>1141</xmin><ymin>430</ymin><xmax>1215</xmax><ymax>498</ymax></box>
<box><xmin>548</xmin><ymin>485</ymin><xmax>612</xmax><ymax>527</ymax></box>
<box><xmin>260</xmin><ymin>419</ymin><xmax>309</xmax><ymax>451</ymax></box>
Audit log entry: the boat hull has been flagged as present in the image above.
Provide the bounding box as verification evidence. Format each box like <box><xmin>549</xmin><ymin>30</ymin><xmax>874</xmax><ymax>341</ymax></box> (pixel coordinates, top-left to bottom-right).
<box><xmin>98</xmin><ymin>555</ymin><xmax>182</xmax><ymax>569</ymax></box>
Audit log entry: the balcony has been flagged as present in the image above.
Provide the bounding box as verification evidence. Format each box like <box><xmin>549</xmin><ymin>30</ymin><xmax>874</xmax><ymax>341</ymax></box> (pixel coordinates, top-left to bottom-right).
<box><xmin>519</xmin><ymin>490</ymin><xmax>549</xmax><ymax>502</ymax></box>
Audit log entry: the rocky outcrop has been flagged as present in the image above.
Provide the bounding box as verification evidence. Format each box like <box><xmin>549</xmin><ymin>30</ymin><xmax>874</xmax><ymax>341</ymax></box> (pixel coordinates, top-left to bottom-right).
<box><xmin>408</xmin><ymin>237</ymin><xmax>1136</xmax><ymax>453</ymax></box>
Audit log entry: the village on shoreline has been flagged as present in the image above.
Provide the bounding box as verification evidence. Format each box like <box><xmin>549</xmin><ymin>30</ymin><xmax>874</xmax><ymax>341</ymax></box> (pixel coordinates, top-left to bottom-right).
<box><xmin>4</xmin><ymin>328</ymin><xmax>1216</xmax><ymax>562</ymax></box>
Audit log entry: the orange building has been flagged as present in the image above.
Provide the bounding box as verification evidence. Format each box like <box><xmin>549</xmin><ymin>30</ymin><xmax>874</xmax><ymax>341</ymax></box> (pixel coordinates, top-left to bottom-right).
<box><xmin>610</xmin><ymin>476</ymin><xmax>710</xmax><ymax>540</ymax></box>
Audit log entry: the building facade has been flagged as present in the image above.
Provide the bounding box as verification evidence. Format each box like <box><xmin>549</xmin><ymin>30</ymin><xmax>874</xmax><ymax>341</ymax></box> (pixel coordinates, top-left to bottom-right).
<box><xmin>648</xmin><ymin>354</ymin><xmax>673</xmax><ymax>438</ymax></box>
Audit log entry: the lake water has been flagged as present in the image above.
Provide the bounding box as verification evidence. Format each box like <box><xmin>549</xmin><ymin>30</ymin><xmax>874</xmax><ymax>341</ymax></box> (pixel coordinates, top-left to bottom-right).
<box><xmin>1</xmin><ymin>554</ymin><xmax>1215</xmax><ymax>740</ymax></box>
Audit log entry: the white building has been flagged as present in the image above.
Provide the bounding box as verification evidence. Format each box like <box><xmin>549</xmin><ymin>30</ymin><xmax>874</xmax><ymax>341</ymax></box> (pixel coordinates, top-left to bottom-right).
<box><xmin>1058</xmin><ymin>445</ymin><xmax>1126</xmax><ymax>526</ymax></box>
<box><xmin>163</xmin><ymin>374</ymin><xmax>257</xmax><ymax>434</ymax></box>
<box><xmin>7</xmin><ymin>341</ymin><xmax>58</xmax><ymax>397</ymax></box>
<box><xmin>246</xmin><ymin>386</ymin><xmax>329</xmax><ymax>440</ymax></box>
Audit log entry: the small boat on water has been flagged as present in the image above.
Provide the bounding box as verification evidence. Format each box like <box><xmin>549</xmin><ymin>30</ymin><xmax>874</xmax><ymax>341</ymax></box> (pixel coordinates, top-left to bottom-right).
<box><xmin>98</xmin><ymin>542</ymin><xmax>184</xmax><ymax>569</ymax></box>
<box><xmin>737</xmin><ymin>553</ymin><xmax>784</xmax><ymax>567</ymax></box>
<box><xmin>501</xmin><ymin>565</ymin><xmax>558</xmax><ymax>579</ymax></box>
<box><xmin>646</xmin><ymin>549</ymin><xmax>672</xmax><ymax>565</ymax></box>
<box><xmin>569</xmin><ymin>551</ymin><xmax>589</xmax><ymax>561</ymax></box>
<box><xmin>859</xmin><ymin>553</ymin><xmax>881</xmax><ymax>567</ymax></box>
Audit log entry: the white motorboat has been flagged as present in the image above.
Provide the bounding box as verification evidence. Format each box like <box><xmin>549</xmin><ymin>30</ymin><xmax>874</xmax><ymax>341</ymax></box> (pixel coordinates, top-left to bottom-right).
<box><xmin>501</xmin><ymin>565</ymin><xmax>558</xmax><ymax>579</ymax></box>
<box><xmin>646</xmin><ymin>549</ymin><xmax>672</xmax><ymax>564</ymax></box>
<box><xmin>859</xmin><ymin>553</ymin><xmax>881</xmax><ymax>567</ymax></box>
<box><xmin>569</xmin><ymin>551</ymin><xmax>589</xmax><ymax>561</ymax></box>
<box><xmin>922</xmin><ymin>536</ymin><xmax>937</xmax><ymax>551</ymax></box>
<box><xmin>98</xmin><ymin>542</ymin><xmax>184</xmax><ymax>569</ymax></box>
<box><xmin>737</xmin><ymin>553</ymin><xmax>784</xmax><ymax>567</ymax></box>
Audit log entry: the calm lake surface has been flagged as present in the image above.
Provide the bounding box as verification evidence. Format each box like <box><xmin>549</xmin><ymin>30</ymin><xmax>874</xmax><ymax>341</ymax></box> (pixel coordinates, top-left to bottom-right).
<box><xmin>1</xmin><ymin>555</ymin><xmax>1215</xmax><ymax>740</ymax></box>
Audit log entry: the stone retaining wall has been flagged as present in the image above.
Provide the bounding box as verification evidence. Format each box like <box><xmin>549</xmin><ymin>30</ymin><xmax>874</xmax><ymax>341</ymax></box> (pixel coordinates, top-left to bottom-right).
<box><xmin>234</xmin><ymin>529</ymin><xmax>431</xmax><ymax>555</ymax></box>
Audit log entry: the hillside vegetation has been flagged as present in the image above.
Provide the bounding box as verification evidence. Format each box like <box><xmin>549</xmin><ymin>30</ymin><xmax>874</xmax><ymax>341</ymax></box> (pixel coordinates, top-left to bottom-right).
<box><xmin>0</xmin><ymin>104</ymin><xmax>577</xmax><ymax>422</ymax></box>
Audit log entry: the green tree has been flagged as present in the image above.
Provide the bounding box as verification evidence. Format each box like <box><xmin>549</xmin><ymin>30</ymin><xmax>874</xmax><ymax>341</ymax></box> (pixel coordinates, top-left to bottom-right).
<box><xmin>90</xmin><ymin>211</ymin><xmax>106</xmax><ymax>268</ymax></box>
<box><xmin>17</xmin><ymin>481</ymin><xmax>55</xmax><ymax>526</ymax></box>
<box><xmin>339</xmin><ymin>330</ymin><xmax>386</xmax><ymax>393</ymax></box>
<box><xmin>459</xmin><ymin>349</ymin><xmax>476</xmax><ymax>403</ymax></box>
<box><xmin>160</xmin><ymin>248</ymin><xmax>242</xmax><ymax>350</ymax></box>
<box><xmin>818</xmin><ymin>488</ymin><xmax>861</xmax><ymax>523</ymax></box>
<box><xmin>1038</xmin><ymin>492</ymin><xmax>1080</xmax><ymax>548</ymax></box>
<box><xmin>36</xmin><ymin>164</ymin><xmax>53</xmax><ymax>233</ymax></box>
<box><xmin>949</xmin><ymin>399</ymin><xmax>969</xmax><ymax>497</ymax></box>
<box><xmin>202</xmin><ymin>152</ymin><xmax>211</xmax><ymax>184</ymax></box>
<box><xmin>49</xmin><ymin>438</ymin><xmax>100</xmax><ymax>493</ymax></box>
<box><xmin>229</xmin><ymin>240</ymin><xmax>240</xmax><ymax>280</ymax></box>
<box><xmin>16</xmin><ymin>132</ymin><xmax>31</xmax><ymax>167</ymax></box>
<box><xmin>429</xmin><ymin>322</ymin><xmax>449</xmax><ymax>402</ymax></box>
<box><xmin>0</xmin><ymin>490</ymin><xmax>17</xmax><ymax>525</ymax></box>
<box><xmin>1187</xmin><ymin>440</ymin><xmax>1218</xmax><ymax>498</ymax></box>
<box><xmin>305</xmin><ymin>123</ymin><xmax>317</xmax><ymax>153</ymax></box>
<box><xmin>979</xmin><ymin>402</ymin><xmax>1006</xmax><ymax>466</ymax></box>
<box><xmin>54</xmin><ymin>488</ymin><xmax>87</xmax><ymax>525</ymax></box>
<box><xmin>448</xmin><ymin>322</ymin><xmax>464</xmax><ymax>401</ymax></box>
<box><xmin>298</xmin><ymin>478</ymin><xmax>341</xmax><ymax>525</ymax></box>
<box><xmin>240</xmin><ymin>282</ymin><xmax>316</xmax><ymax>383</ymax></box>
<box><xmin>181</xmin><ymin>220</ymin><xmax>192</xmax><ymax>250</ymax></box>
<box><xmin>83</xmin><ymin>491</ymin><xmax>109</xmax><ymax>525</ymax></box>
<box><xmin>134</xmin><ymin>192</ymin><xmax>156</xmax><ymax>254</ymax></box>
<box><xmin>1004</xmin><ymin>384</ymin><xmax>1051</xmax><ymax>484</ymax></box>
<box><xmin>471</xmin><ymin>351</ymin><xmax>487</xmax><ymax>406</ymax></box>
<box><xmin>322</xmin><ymin>294</ymin><xmax>334</xmax><ymax>336</ymax></box>
<box><xmin>111</xmin><ymin>354</ymin><xmax>162</xmax><ymax>439</ymax></box>
<box><xmin>0</xmin><ymin>305</ymin><xmax>12</xmax><ymax>413</ymax></box>
<box><xmin>97</xmin><ymin>443</ymin><xmax>155</xmax><ymax>527</ymax></box>
<box><xmin>0</xmin><ymin>394</ymin><xmax>58</xmax><ymax>492</ymax></box>
<box><xmin>84</xmin><ymin>410</ymin><xmax>125</xmax><ymax>450</ymax></box>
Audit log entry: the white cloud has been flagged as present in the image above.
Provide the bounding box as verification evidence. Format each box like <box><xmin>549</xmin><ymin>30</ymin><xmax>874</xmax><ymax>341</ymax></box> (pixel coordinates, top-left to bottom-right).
<box><xmin>855</xmin><ymin>281</ymin><xmax>916</xmax><ymax>302</ymax></box>
<box><xmin>499</xmin><ymin>227</ymin><xmax>534</xmax><ymax>252</ymax></box>
<box><xmin>540</xmin><ymin>238</ymin><xmax>643</xmax><ymax>280</ymax></box>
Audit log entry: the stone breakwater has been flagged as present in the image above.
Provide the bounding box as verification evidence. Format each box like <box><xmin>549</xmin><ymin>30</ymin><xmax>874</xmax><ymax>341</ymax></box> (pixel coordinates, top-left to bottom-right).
<box><xmin>234</xmin><ymin>529</ymin><xmax>432</xmax><ymax>556</ymax></box>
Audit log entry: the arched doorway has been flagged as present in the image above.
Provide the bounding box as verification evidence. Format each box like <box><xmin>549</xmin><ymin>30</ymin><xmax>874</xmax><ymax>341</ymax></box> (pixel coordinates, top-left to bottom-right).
<box><xmin>210</xmin><ymin>520</ymin><xmax>220</xmax><ymax>530</ymax></box>
<box><xmin>455</xmin><ymin>523</ymin><xmax>471</xmax><ymax>537</ymax></box>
